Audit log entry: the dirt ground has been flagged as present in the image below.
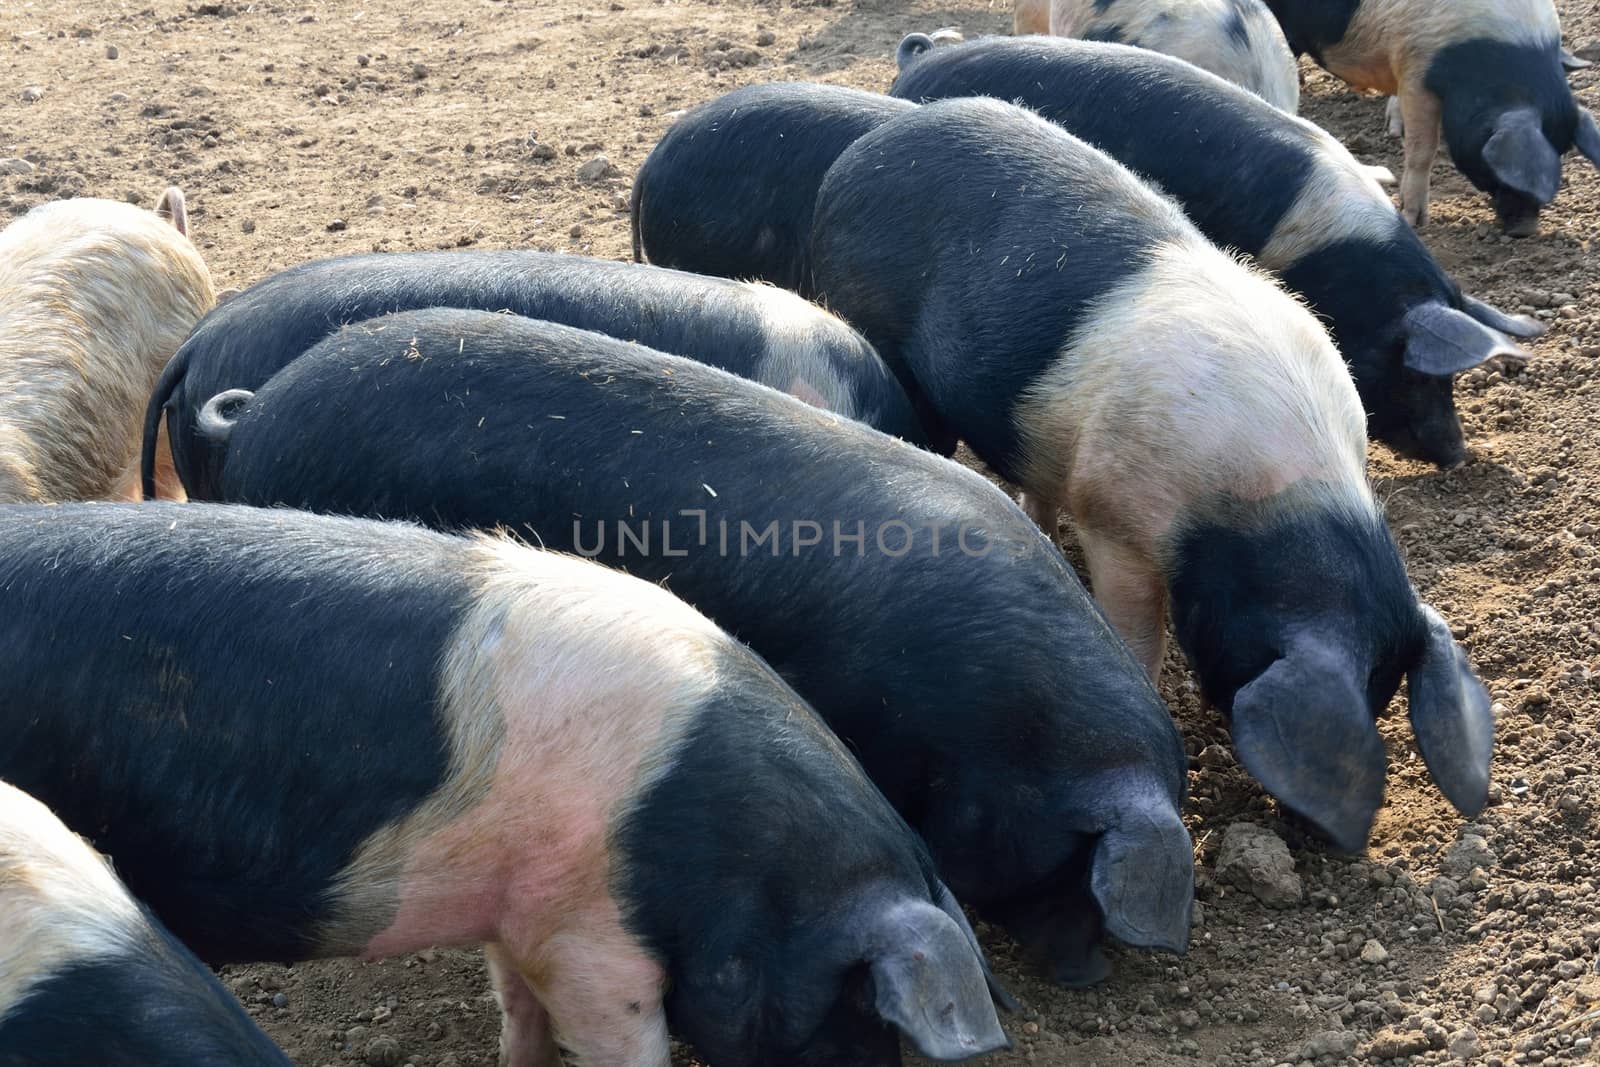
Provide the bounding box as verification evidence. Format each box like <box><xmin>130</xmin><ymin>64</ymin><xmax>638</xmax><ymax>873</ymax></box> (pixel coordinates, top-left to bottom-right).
<box><xmin>4</xmin><ymin>0</ymin><xmax>1599</xmax><ymax>1064</ymax></box>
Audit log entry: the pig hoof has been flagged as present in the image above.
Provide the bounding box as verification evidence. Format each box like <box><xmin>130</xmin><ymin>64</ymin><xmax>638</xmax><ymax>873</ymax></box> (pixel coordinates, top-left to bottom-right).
<box><xmin>1048</xmin><ymin>947</ymin><xmax>1111</xmax><ymax>988</ymax></box>
<box><xmin>1500</xmin><ymin>217</ymin><xmax>1539</xmax><ymax>239</ymax></box>
<box><xmin>1384</xmin><ymin>97</ymin><xmax>1404</xmax><ymax>138</ymax></box>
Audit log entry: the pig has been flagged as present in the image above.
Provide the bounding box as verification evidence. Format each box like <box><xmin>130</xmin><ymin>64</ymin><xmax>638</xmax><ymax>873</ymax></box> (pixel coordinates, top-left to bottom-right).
<box><xmin>1260</xmin><ymin>0</ymin><xmax>1600</xmax><ymax>233</ymax></box>
<box><xmin>891</xmin><ymin>35</ymin><xmax>1544</xmax><ymax>469</ymax></box>
<box><xmin>139</xmin><ymin>250</ymin><xmax>929</xmax><ymax>500</ymax></box>
<box><xmin>0</xmin><ymin>502</ymin><xmax>1008</xmax><ymax>1066</ymax></box>
<box><xmin>186</xmin><ymin>307</ymin><xmax>1195</xmax><ymax>987</ymax></box>
<box><xmin>0</xmin><ymin>780</ymin><xmax>294</xmax><ymax>1065</ymax></box>
<box><xmin>0</xmin><ymin>188</ymin><xmax>214</xmax><ymax>504</ymax></box>
<box><xmin>808</xmin><ymin>96</ymin><xmax>1494</xmax><ymax>853</ymax></box>
<box><xmin>630</xmin><ymin>82</ymin><xmax>915</xmax><ymax>294</ymax></box>
<box><xmin>1006</xmin><ymin>0</ymin><xmax>1301</xmax><ymax>112</ymax></box>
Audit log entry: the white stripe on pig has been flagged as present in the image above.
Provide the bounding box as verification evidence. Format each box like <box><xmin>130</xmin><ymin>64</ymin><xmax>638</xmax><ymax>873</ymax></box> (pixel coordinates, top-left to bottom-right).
<box><xmin>324</xmin><ymin>534</ymin><xmax>726</xmax><ymax>1066</ymax></box>
<box><xmin>1258</xmin><ymin>124</ymin><xmax>1400</xmax><ymax>266</ymax></box>
<box><xmin>1013</xmin><ymin>236</ymin><xmax>1372</xmax><ymax>671</ymax></box>
<box><xmin>742</xmin><ymin>281</ymin><xmax>859</xmax><ymax>416</ymax></box>
<box><xmin>0</xmin><ymin>783</ymin><xmax>143</xmax><ymax>1023</ymax></box>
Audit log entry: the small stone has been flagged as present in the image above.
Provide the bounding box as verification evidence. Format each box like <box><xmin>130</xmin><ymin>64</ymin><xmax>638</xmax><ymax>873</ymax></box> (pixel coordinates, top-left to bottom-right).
<box><xmin>327</xmin><ymin>218</ymin><xmax>347</xmax><ymax>232</ymax></box>
<box><xmin>1302</xmin><ymin>1031</ymin><xmax>1358</xmax><ymax>1059</ymax></box>
<box><xmin>1367</xmin><ymin>1028</ymin><xmax>1432</xmax><ymax>1058</ymax></box>
<box><xmin>109</xmin><ymin>91</ymin><xmax>129</xmax><ymax>102</ymax></box>
<box><xmin>576</xmin><ymin>155</ymin><xmax>615</xmax><ymax>182</ymax></box>
<box><xmin>1449</xmin><ymin>1027</ymin><xmax>1483</xmax><ymax>1060</ymax></box>
<box><xmin>756</xmin><ymin>30</ymin><xmax>775</xmax><ymax>45</ymax></box>
<box><xmin>105</xmin><ymin>44</ymin><xmax>120</xmax><ymax>59</ymax></box>
<box><xmin>20</xmin><ymin>86</ymin><xmax>44</xmax><ymax>102</ymax></box>
<box><xmin>1360</xmin><ymin>939</ymin><xmax>1390</xmax><ymax>965</ymax></box>
<box><xmin>240</xmin><ymin>218</ymin><xmax>256</xmax><ymax>233</ymax></box>
<box><xmin>530</xmin><ymin>143</ymin><xmax>557</xmax><ymax>161</ymax></box>
<box><xmin>1176</xmin><ymin>1010</ymin><xmax>1200</xmax><ymax>1030</ymax></box>
<box><xmin>410</xmin><ymin>63</ymin><xmax>428</xmax><ymax>80</ymax></box>
<box><xmin>1215</xmin><ymin>823</ymin><xmax>1303</xmax><ymax>908</ymax></box>
<box><xmin>0</xmin><ymin>158</ymin><xmax>35</xmax><ymax>175</ymax></box>
<box><xmin>1442</xmin><ymin>834</ymin><xmax>1496</xmax><ymax>877</ymax></box>
<box><xmin>568</xmin><ymin>223</ymin><xmax>583</xmax><ymax>237</ymax></box>
<box><xmin>357</xmin><ymin>54</ymin><xmax>370</xmax><ymax>66</ymax></box>
<box><xmin>1558</xmin><ymin>794</ymin><xmax>1582</xmax><ymax>814</ymax></box>
<box><xmin>272</xmin><ymin>992</ymin><xmax>289</xmax><ymax>1008</ymax></box>
<box><xmin>364</xmin><ymin>1036</ymin><xmax>403</xmax><ymax>1067</ymax></box>
<box><xmin>1574</xmin><ymin>37</ymin><xmax>1600</xmax><ymax>62</ymax></box>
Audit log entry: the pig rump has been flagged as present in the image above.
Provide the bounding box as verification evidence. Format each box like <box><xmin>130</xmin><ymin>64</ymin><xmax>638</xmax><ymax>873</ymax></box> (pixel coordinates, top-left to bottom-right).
<box><xmin>630</xmin><ymin>82</ymin><xmax>914</xmax><ymax>294</ymax></box>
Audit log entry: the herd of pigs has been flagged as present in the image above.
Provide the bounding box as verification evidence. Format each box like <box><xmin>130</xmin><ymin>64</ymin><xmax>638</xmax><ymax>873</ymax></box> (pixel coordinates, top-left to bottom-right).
<box><xmin>1</xmin><ymin>0</ymin><xmax>1596</xmax><ymax>1062</ymax></box>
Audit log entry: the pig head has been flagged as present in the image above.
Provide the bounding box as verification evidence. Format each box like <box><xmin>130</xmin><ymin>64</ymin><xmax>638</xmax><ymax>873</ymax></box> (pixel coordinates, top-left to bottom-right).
<box><xmin>1171</xmin><ymin>498</ymin><xmax>1494</xmax><ymax>852</ymax></box>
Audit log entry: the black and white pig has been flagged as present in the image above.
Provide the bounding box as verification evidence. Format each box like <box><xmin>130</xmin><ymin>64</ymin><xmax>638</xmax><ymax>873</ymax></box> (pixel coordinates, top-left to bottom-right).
<box><xmin>0</xmin><ymin>780</ymin><xmax>293</xmax><ymax>1066</ymax></box>
<box><xmin>808</xmin><ymin>97</ymin><xmax>1494</xmax><ymax>854</ymax></box>
<box><xmin>891</xmin><ymin>35</ymin><xmax>1544</xmax><ymax>469</ymax></box>
<box><xmin>0</xmin><ymin>503</ymin><xmax>1008</xmax><ymax>1067</ymax></box>
<box><xmin>1007</xmin><ymin>0</ymin><xmax>1301</xmax><ymax>112</ymax></box>
<box><xmin>186</xmin><ymin>308</ymin><xmax>1195</xmax><ymax>988</ymax></box>
<box><xmin>630</xmin><ymin>82</ymin><xmax>914</xmax><ymax>294</ymax></box>
<box><xmin>139</xmin><ymin>250</ymin><xmax>926</xmax><ymax>500</ymax></box>
<box><xmin>1261</xmin><ymin>0</ymin><xmax>1600</xmax><ymax>233</ymax></box>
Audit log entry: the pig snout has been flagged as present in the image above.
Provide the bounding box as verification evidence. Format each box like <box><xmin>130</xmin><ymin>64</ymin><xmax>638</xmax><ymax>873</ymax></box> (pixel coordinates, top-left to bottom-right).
<box><xmin>1492</xmin><ymin>188</ymin><xmax>1543</xmax><ymax>237</ymax></box>
<box><xmin>1371</xmin><ymin>373</ymin><xmax>1469</xmax><ymax>469</ymax></box>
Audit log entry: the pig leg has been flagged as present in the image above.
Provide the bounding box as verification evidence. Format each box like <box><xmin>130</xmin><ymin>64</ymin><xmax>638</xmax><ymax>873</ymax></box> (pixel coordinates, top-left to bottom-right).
<box><xmin>517</xmin><ymin>921</ymin><xmax>671</xmax><ymax>1067</ymax></box>
<box><xmin>1019</xmin><ymin>491</ymin><xmax>1059</xmax><ymax>539</ymax></box>
<box><xmin>1397</xmin><ymin>88</ymin><xmax>1443</xmax><ymax>227</ymax></box>
<box><xmin>485</xmin><ymin>943</ymin><xmax>561</xmax><ymax>1067</ymax></box>
<box><xmin>150</xmin><ymin>422</ymin><xmax>189</xmax><ymax>502</ymax></box>
<box><xmin>1385</xmin><ymin>96</ymin><xmax>1404</xmax><ymax>138</ymax></box>
<box><xmin>1079</xmin><ymin>529</ymin><xmax>1167</xmax><ymax>679</ymax></box>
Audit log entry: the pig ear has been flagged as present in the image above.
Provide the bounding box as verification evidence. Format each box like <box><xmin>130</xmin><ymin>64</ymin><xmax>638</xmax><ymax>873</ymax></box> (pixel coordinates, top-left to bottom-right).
<box><xmin>1576</xmin><ymin>109</ymin><xmax>1600</xmax><ymax>169</ymax></box>
<box><xmin>1406</xmin><ymin>605</ymin><xmax>1494</xmax><ymax>819</ymax></box>
<box><xmin>862</xmin><ymin>899</ymin><xmax>1010</xmax><ymax>1060</ymax></box>
<box><xmin>197</xmin><ymin>389</ymin><xmax>255</xmax><ymax>446</ymax></box>
<box><xmin>1088</xmin><ymin>805</ymin><xmax>1193</xmax><ymax>954</ymax></box>
<box><xmin>1229</xmin><ymin>646</ymin><xmax>1386</xmax><ymax>853</ymax></box>
<box><xmin>1561</xmin><ymin>48</ymin><xmax>1593</xmax><ymax>72</ymax></box>
<box><xmin>1458</xmin><ymin>293</ymin><xmax>1546</xmax><ymax>339</ymax></box>
<box><xmin>933</xmin><ymin>881</ymin><xmax>1020</xmax><ymax>1013</ymax></box>
<box><xmin>155</xmin><ymin>186</ymin><xmax>189</xmax><ymax>236</ymax></box>
<box><xmin>1482</xmin><ymin>109</ymin><xmax>1562</xmax><ymax>204</ymax></box>
<box><xmin>1402</xmin><ymin>303</ymin><xmax>1529</xmax><ymax>377</ymax></box>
